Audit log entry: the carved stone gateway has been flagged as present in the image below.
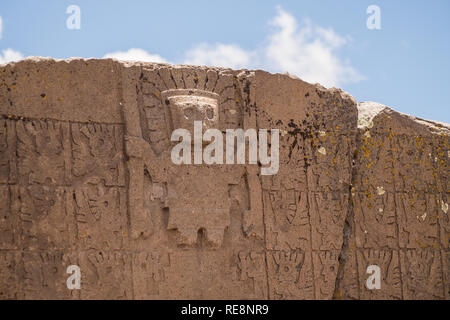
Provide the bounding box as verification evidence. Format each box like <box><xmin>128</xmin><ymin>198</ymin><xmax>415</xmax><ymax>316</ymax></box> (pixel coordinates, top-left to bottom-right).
<box><xmin>0</xmin><ymin>58</ymin><xmax>448</xmax><ymax>300</ymax></box>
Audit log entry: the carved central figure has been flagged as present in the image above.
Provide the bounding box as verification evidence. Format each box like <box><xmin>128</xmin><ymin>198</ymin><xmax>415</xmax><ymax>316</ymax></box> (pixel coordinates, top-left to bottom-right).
<box><xmin>124</xmin><ymin>84</ymin><xmax>257</xmax><ymax>249</ymax></box>
<box><xmin>163</xmin><ymin>89</ymin><xmax>232</xmax><ymax>247</ymax></box>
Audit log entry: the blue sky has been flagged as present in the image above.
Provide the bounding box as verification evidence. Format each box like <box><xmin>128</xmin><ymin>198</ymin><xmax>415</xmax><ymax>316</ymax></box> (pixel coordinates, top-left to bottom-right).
<box><xmin>0</xmin><ymin>0</ymin><xmax>449</xmax><ymax>123</ymax></box>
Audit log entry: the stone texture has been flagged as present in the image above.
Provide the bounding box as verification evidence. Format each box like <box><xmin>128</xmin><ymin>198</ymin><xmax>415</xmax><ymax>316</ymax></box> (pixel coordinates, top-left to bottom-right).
<box><xmin>335</xmin><ymin>102</ymin><xmax>449</xmax><ymax>300</ymax></box>
<box><xmin>0</xmin><ymin>58</ymin><xmax>448</xmax><ymax>300</ymax></box>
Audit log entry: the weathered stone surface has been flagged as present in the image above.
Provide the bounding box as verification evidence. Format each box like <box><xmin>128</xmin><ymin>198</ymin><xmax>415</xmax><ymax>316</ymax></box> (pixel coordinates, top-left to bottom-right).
<box><xmin>335</xmin><ymin>102</ymin><xmax>449</xmax><ymax>300</ymax></box>
<box><xmin>0</xmin><ymin>59</ymin><xmax>448</xmax><ymax>300</ymax></box>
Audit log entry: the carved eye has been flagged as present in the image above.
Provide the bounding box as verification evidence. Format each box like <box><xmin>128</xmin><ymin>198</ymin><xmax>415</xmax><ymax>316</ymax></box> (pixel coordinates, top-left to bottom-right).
<box><xmin>284</xmin><ymin>266</ymin><xmax>290</xmax><ymax>273</ymax></box>
<box><xmin>206</xmin><ymin>108</ymin><xmax>214</xmax><ymax>120</ymax></box>
<box><xmin>184</xmin><ymin>107</ymin><xmax>195</xmax><ymax>119</ymax></box>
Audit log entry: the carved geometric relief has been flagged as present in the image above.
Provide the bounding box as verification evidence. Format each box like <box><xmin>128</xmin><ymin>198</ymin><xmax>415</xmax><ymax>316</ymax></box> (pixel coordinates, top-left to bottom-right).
<box><xmin>0</xmin><ymin>251</ymin><xmax>19</xmax><ymax>300</ymax></box>
<box><xmin>356</xmin><ymin>249</ymin><xmax>402</xmax><ymax>300</ymax></box>
<box><xmin>306</xmin><ymin>133</ymin><xmax>353</xmax><ymax>192</ymax></box>
<box><xmin>0</xmin><ymin>186</ymin><xmax>17</xmax><ymax>249</ymax></box>
<box><xmin>11</xmin><ymin>185</ymin><xmax>75</xmax><ymax>250</ymax></box>
<box><xmin>334</xmin><ymin>249</ymin><xmax>359</xmax><ymax>300</ymax></box>
<box><xmin>17</xmin><ymin>120</ymin><xmax>70</xmax><ymax>185</ymax></box>
<box><xmin>237</xmin><ymin>167</ymin><xmax>264</xmax><ymax>241</ymax></box>
<box><xmin>267</xmin><ymin>250</ymin><xmax>314</xmax><ymax>300</ymax></box>
<box><xmin>434</xmin><ymin>134</ymin><xmax>449</xmax><ymax>194</ymax></box>
<box><xmin>233</xmin><ymin>251</ymin><xmax>268</xmax><ymax>299</ymax></box>
<box><xmin>261</xmin><ymin>132</ymin><xmax>306</xmax><ymax>193</ymax></box>
<box><xmin>439</xmin><ymin>193</ymin><xmax>449</xmax><ymax>248</ymax></box>
<box><xmin>261</xmin><ymin>133</ymin><xmax>307</xmax><ymax>192</ymax></box>
<box><xmin>21</xmin><ymin>251</ymin><xmax>78</xmax><ymax>300</ymax></box>
<box><xmin>353</xmin><ymin>192</ymin><xmax>398</xmax><ymax>249</ymax></box>
<box><xmin>353</xmin><ymin>133</ymin><xmax>394</xmax><ymax>193</ymax></box>
<box><xmin>309</xmin><ymin>192</ymin><xmax>348</xmax><ymax>251</ymax></box>
<box><xmin>72</xmin><ymin>185</ymin><xmax>127</xmax><ymax>250</ymax></box>
<box><xmin>0</xmin><ymin>120</ymin><xmax>9</xmax><ymax>183</ymax></box>
<box><xmin>442</xmin><ymin>249</ymin><xmax>450</xmax><ymax>299</ymax></box>
<box><xmin>0</xmin><ymin>119</ymin><xmax>17</xmax><ymax>184</ymax></box>
<box><xmin>392</xmin><ymin>135</ymin><xmax>437</xmax><ymax>193</ymax></box>
<box><xmin>141</xmin><ymin>96</ymin><xmax>170</xmax><ymax>155</ymax></box>
<box><xmin>261</xmin><ymin>167</ymin><xmax>307</xmax><ymax>193</ymax></box>
<box><xmin>400</xmin><ymin>249</ymin><xmax>444</xmax><ymax>299</ymax></box>
<box><xmin>71</xmin><ymin>123</ymin><xmax>125</xmax><ymax>186</ymax></box>
<box><xmin>312</xmin><ymin>250</ymin><xmax>340</xmax><ymax>300</ymax></box>
<box><xmin>279</xmin><ymin>131</ymin><xmax>307</xmax><ymax>168</ymax></box>
<box><xmin>396</xmin><ymin>193</ymin><xmax>439</xmax><ymax>248</ymax></box>
<box><xmin>80</xmin><ymin>251</ymin><xmax>132</xmax><ymax>300</ymax></box>
<box><xmin>263</xmin><ymin>190</ymin><xmax>310</xmax><ymax>251</ymax></box>
<box><xmin>217</xmin><ymin>82</ymin><xmax>241</xmax><ymax>132</ymax></box>
<box><xmin>132</xmin><ymin>252</ymin><xmax>170</xmax><ymax>299</ymax></box>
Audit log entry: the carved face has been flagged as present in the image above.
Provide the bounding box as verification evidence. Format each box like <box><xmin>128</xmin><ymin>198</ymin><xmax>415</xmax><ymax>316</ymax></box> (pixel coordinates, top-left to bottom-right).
<box><xmin>162</xmin><ymin>89</ymin><xmax>219</xmax><ymax>141</ymax></box>
<box><xmin>320</xmin><ymin>262</ymin><xmax>337</xmax><ymax>286</ymax></box>
<box><xmin>88</xmin><ymin>132</ymin><xmax>115</xmax><ymax>158</ymax></box>
<box><xmin>36</xmin><ymin>128</ymin><xmax>62</xmax><ymax>156</ymax></box>
<box><xmin>274</xmin><ymin>251</ymin><xmax>304</xmax><ymax>282</ymax></box>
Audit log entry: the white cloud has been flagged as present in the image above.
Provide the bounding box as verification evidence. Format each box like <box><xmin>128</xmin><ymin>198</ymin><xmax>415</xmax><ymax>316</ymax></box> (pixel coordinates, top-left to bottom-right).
<box><xmin>182</xmin><ymin>7</ymin><xmax>363</xmax><ymax>87</ymax></box>
<box><xmin>103</xmin><ymin>48</ymin><xmax>167</xmax><ymax>63</ymax></box>
<box><xmin>0</xmin><ymin>16</ymin><xmax>3</xmax><ymax>40</ymax></box>
<box><xmin>264</xmin><ymin>7</ymin><xmax>364</xmax><ymax>87</ymax></box>
<box><xmin>184</xmin><ymin>43</ymin><xmax>255</xmax><ymax>69</ymax></box>
<box><xmin>102</xmin><ymin>7</ymin><xmax>363</xmax><ymax>88</ymax></box>
<box><xmin>0</xmin><ymin>49</ymin><xmax>24</xmax><ymax>65</ymax></box>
